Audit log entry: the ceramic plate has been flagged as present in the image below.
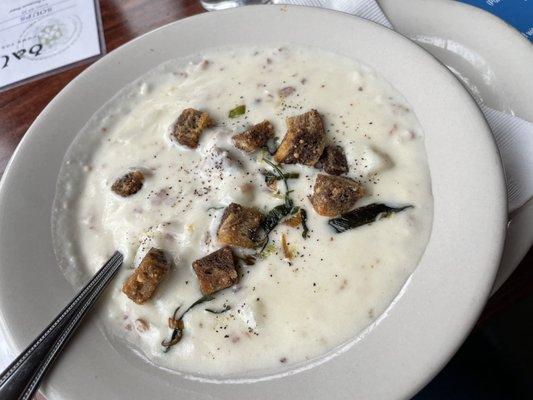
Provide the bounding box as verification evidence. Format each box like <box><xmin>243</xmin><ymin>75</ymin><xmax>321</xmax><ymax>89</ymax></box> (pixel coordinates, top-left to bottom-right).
<box><xmin>0</xmin><ymin>5</ymin><xmax>507</xmax><ymax>400</ymax></box>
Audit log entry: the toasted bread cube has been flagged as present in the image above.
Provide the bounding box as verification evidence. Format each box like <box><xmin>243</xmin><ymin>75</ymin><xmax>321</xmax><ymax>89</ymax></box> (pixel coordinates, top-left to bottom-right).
<box><xmin>320</xmin><ymin>145</ymin><xmax>349</xmax><ymax>176</ymax></box>
<box><xmin>274</xmin><ymin>109</ymin><xmax>326</xmax><ymax>166</ymax></box>
<box><xmin>111</xmin><ymin>170</ymin><xmax>145</xmax><ymax>197</ymax></box>
<box><xmin>232</xmin><ymin>120</ymin><xmax>274</xmax><ymax>153</ymax></box>
<box><xmin>309</xmin><ymin>174</ymin><xmax>364</xmax><ymax>217</ymax></box>
<box><xmin>193</xmin><ymin>247</ymin><xmax>239</xmax><ymax>295</ymax></box>
<box><xmin>122</xmin><ymin>248</ymin><xmax>170</xmax><ymax>304</ymax></box>
<box><xmin>171</xmin><ymin>108</ymin><xmax>212</xmax><ymax>149</ymax></box>
<box><xmin>217</xmin><ymin>203</ymin><xmax>264</xmax><ymax>249</ymax></box>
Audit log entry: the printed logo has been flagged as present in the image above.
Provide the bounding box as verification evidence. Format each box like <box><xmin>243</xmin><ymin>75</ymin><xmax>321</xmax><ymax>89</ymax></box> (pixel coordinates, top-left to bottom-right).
<box><xmin>18</xmin><ymin>14</ymin><xmax>82</xmax><ymax>60</ymax></box>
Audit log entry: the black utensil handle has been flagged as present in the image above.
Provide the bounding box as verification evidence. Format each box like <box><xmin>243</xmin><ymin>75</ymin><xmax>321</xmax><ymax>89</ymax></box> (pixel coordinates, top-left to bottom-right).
<box><xmin>0</xmin><ymin>251</ymin><xmax>123</xmax><ymax>400</ymax></box>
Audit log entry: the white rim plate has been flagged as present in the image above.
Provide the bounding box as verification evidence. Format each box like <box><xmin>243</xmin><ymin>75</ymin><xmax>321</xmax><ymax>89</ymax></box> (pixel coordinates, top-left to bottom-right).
<box><xmin>0</xmin><ymin>5</ymin><xmax>507</xmax><ymax>400</ymax></box>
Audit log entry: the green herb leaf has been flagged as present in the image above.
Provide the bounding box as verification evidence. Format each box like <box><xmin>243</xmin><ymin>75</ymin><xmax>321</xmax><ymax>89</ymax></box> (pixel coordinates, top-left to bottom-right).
<box><xmin>262</xmin><ymin>158</ymin><xmax>294</xmax><ymax>206</ymax></box>
<box><xmin>261</xmin><ymin>203</ymin><xmax>295</xmax><ymax>235</ymax></box>
<box><xmin>328</xmin><ymin>203</ymin><xmax>413</xmax><ymax>233</ymax></box>
<box><xmin>300</xmin><ymin>208</ymin><xmax>309</xmax><ymax>238</ymax></box>
<box><xmin>228</xmin><ymin>104</ymin><xmax>246</xmax><ymax>118</ymax></box>
<box><xmin>184</xmin><ymin>295</ymin><xmax>215</xmax><ymax>313</ymax></box>
<box><xmin>207</xmin><ymin>205</ymin><xmax>225</xmax><ymax>211</ymax></box>
<box><xmin>205</xmin><ymin>305</ymin><xmax>231</xmax><ymax>314</ymax></box>
<box><xmin>257</xmin><ymin>158</ymin><xmax>305</xmax><ymax>251</ymax></box>
<box><xmin>262</xmin><ymin>171</ymin><xmax>299</xmax><ymax>186</ymax></box>
<box><xmin>162</xmin><ymin>295</ymin><xmax>215</xmax><ymax>352</ymax></box>
<box><xmin>258</xmin><ymin>243</ymin><xmax>277</xmax><ymax>259</ymax></box>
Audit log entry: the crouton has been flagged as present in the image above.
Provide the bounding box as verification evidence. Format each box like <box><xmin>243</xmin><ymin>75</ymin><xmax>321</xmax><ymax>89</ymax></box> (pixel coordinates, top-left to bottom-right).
<box><xmin>192</xmin><ymin>247</ymin><xmax>239</xmax><ymax>295</ymax></box>
<box><xmin>122</xmin><ymin>248</ymin><xmax>170</xmax><ymax>304</ymax></box>
<box><xmin>309</xmin><ymin>174</ymin><xmax>364</xmax><ymax>217</ymax></box>
<box><xmin>111</xmin><ymin>170</ymin><xmax>145</xmax><ymax>197</ymax></box>
<box><xmin>217</xmin><ymin>203</ymin><xmax>264</xmax><ymax>249</ymax></box>
<box><xmin>232</xmin><ymin>120</ymin><xmax>274</xmax><ymax>153</ymax></box>
<box><xmin>320</xmin><ymin>145</ymin><xmax>349</xmax><ymax>176</ymax></box>
<box><xmin>274</xmin><ymin>109</ymin><xmax>326</xmax><ymax>166</ymax></box>
<box><xmin>171</xmin><ymin>108</ymin><xmax>212</xmax><ymax>148</ymax></box>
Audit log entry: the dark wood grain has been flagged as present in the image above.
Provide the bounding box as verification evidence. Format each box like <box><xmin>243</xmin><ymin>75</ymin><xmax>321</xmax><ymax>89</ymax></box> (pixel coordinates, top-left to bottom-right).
<box><xmin>0</xmin><ymin>0</ymin><xmax>531</xmax><ymax>380</ymax></box>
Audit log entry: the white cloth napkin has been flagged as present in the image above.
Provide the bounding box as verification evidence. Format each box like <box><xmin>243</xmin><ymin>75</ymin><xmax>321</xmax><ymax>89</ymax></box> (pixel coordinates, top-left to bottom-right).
<box><xmin>274</xmin><ymin>0</ymin><xmax>533</xmax><ymax>213</ymax></box>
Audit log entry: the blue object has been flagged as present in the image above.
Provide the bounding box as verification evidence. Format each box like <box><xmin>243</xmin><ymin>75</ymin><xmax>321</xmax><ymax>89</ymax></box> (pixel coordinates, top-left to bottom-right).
<box><xmin>458</xmin><ymin>0</ymin><xmax>533</xmax><ymax>42</ymax></box>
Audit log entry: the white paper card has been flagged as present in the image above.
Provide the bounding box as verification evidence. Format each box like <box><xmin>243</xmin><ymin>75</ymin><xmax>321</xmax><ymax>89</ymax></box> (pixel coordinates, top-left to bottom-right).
<box><xmin>0</xmin><ymin>0</ymin><xmax>104</xmax><ymax>91</ymax></box>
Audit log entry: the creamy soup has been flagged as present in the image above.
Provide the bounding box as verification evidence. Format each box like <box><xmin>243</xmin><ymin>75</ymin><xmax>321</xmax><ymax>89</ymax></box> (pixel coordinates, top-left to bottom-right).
<box><xmin>52</xmin><ymin>45</ymin><xmax>433</xmax><ymax>376</ymax></box>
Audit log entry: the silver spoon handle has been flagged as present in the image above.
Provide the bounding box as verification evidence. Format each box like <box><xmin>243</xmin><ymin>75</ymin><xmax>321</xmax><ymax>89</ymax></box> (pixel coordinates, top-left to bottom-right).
<box><xmin>0</xmin><ymin>251</ymin><xmax>123</xmax><ymax>400</ymax></box>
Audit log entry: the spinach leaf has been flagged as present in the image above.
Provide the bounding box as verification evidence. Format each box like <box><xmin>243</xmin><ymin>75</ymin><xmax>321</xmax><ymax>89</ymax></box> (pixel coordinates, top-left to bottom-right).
<box><xmin>300</xmin><ymin>208</ymin><xmax>309</xmax><ymax>238</ymax></box>
<box><xmin>261</xmin><ymin>203</ymin><xmax>295</xmax><ymax>235</ymax></box>
<box><xmin>262</xmin><ymin>171</ymin><xmax>300</xmax><ymax>186</ymax></box>
<box><xmin>258</xmin><ymin>158</ymin><xmax>308</xmax><ymax>253</ymax></box>
<box><xmin>328</xmin><ymin>203</ymin><xmax>413</xmax><ymax>233</ymax></box>
<box><xmin>162</xmin><ymin>294</ymin><xmax>214</xmax><ymax>352</ymax></box>
<box><xmin>205</xmin><ymin>305</ymin><xmax>231</xmax><ymax>314</ymax></box>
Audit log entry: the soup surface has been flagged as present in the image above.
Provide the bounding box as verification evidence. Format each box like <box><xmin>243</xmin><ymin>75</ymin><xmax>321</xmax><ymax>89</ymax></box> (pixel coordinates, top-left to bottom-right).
<box><xmin>53</xmin><ymin>45</ymin><xmax>433</xmax><ymax>376</ymax></box>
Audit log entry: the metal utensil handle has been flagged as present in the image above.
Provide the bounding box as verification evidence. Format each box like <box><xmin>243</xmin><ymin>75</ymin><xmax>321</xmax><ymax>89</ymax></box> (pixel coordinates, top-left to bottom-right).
<box><xmin>19</xmin><ymin>254</ymin><xmax>123</xmax><ymax>400</ymax></box>
<box><xmin>0</xmin><ymin>251</ymin><xmax>123</xmax><ymax>400</ymax></box>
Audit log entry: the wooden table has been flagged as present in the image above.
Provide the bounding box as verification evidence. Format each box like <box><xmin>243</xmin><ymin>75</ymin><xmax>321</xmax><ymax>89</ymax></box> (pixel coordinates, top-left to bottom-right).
<box><xmin>0</xmin><ymin>0</ymin><xmax>531</xmax><ymax>395</ymax></box>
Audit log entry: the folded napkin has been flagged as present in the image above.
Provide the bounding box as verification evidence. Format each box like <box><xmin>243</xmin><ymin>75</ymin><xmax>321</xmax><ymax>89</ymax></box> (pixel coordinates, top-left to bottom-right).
<box><xmin>274</xmin><ymin>0</ymin><xmax>533</xmax><ymax>213</ymax></box>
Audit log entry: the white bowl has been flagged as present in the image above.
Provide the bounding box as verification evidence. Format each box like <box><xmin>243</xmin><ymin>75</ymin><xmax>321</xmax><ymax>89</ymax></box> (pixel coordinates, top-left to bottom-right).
<box><xmin>0</xmin><ymin>5</ymin><xmax>506</xmax><ymax>400</ymax></box>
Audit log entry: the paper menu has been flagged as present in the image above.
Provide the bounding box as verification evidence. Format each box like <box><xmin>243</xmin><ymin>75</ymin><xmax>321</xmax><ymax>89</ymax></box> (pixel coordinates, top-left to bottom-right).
<box><xmin>0</xmin><ymin>0</ymin><xmax>105</xmax><ymax>92</ymax></box>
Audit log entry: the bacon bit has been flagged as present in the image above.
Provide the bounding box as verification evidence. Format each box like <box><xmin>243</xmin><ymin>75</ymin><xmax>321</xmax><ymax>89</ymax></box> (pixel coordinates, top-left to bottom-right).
<box><xmin>151</xmin><ymin>188</ymin><xmax>169</xmax><ymax>205</ymax></box>
<box><xmin>135</xmin><ymin>318</ymin><xmax>149</xmax><ymax>332</ymax></box>
<box><xmin>279</xmin><ymin>86</ymin><xmax>296</xmax><ymax>98</ymax></box>
<box><xmin>392</xmin><ymin>103</ymin><xmax>410</xmax><ymax>114</ymax></box>
<box><xmin>284</xmin><ymin>209</ymin><xmax>302</xmax><ymax>228</ymax></box>
<box><xmin>240</xmin><ymin>183</ymin><xmax>255</xmax><ymax>195</ymax></box>
<box><xmin>281</xmin><ymin>233</ymin><xmax>293</xmax><ymax>260</ymax></box>
<box><xmin>164</xmin><ymin>233</ymin><xmax>176</xmax><ymax>242</ymax></box>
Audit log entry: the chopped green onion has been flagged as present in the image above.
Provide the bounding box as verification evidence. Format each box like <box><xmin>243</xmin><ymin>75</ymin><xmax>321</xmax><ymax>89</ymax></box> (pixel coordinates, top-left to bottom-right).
<box><xmin>228</xmin><ymin>104</ymin><xmax>246</xmax><ymax>118</ymax></box>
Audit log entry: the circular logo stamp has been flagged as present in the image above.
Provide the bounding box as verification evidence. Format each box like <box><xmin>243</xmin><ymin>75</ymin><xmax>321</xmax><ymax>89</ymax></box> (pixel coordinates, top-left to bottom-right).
<box><xmin>18</xmin><ymin>14</ymin><xmax>82</xmax><ymax>60</ymax></box>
